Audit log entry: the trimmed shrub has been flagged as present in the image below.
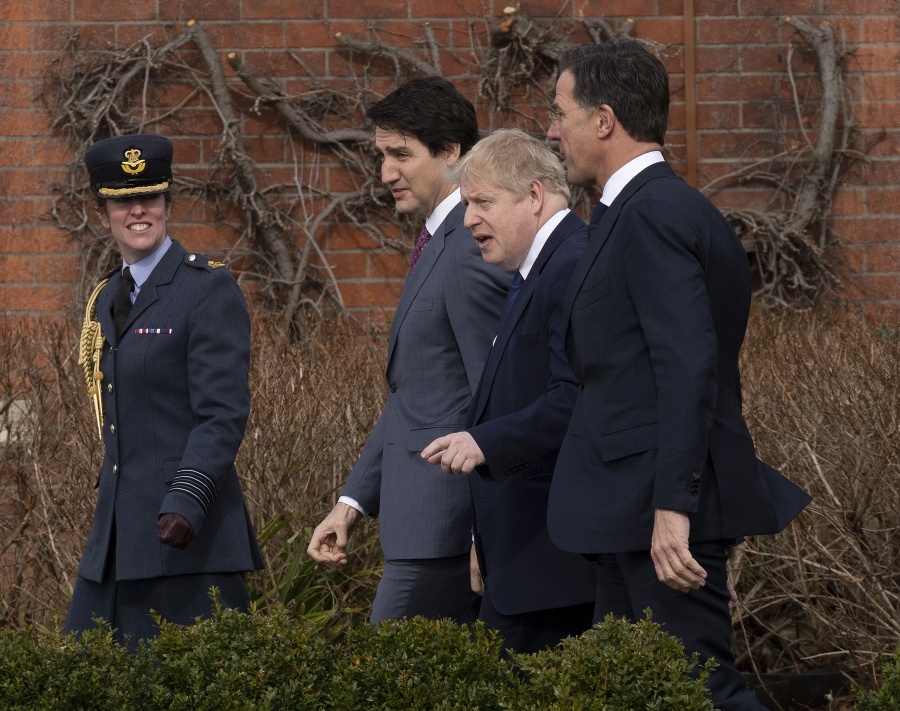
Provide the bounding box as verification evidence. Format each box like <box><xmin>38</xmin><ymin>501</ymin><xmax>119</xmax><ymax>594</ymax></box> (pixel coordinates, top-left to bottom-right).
<box><xmin>0</xmin><ymin>624</ymin><xmax>146</xmax><ymax>710</ymax></box>
<box><xmin>336</xmin><ymin>617</ymin><xmax>516</xmax><ymax>710</ymax></box>
<box><xmin>144</xmin><ymin>603</ymin><xmax>338</xmax><ymax>710</ymax></box>
<box><xmin>506</xmin><ymin>614</ymin><xmax>715</xmax><ymax>711</ymax></box>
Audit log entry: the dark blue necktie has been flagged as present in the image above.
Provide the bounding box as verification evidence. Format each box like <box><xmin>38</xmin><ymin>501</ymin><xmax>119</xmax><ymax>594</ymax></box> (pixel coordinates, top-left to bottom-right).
<box><xmin>591</xmin><ymin>201</ymin><xmax>609</xmax><ymax>224</ymax></box>
<box><xmin>498</xmin><ymin>272</ymin><xmax>524</xmax><ymax>330</ymax></box>
<box><xmin>113</xmin><ymin>266</ymin><xmax>135</xmax><ymax>335</ymax></box>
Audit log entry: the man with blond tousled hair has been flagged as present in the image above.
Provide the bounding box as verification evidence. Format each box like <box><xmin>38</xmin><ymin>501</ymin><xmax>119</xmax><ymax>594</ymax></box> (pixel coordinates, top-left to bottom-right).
<box><xmin>423</xmin><ymin>129</ymin><xmax>595</xmax><ymax>653</ymax></box>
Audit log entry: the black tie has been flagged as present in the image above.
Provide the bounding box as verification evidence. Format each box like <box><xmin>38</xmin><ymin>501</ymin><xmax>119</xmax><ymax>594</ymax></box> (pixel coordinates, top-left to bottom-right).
<box><xmin>498</xmin><ymin>272</ymin><xmax>525</xmax><ymax>330</ymax></box>
<box><xmin>591</xmin><ymin>201</ymin><xmax>609</xmax><ymax>224</ymax></box>
<box><xmin>114</xmin><ymin>267</ymin><xmax>135</xmax><ymax>335</ymax></box>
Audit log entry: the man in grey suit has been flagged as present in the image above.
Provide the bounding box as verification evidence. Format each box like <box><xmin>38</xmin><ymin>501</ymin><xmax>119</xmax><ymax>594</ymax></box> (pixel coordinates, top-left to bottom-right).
<box><xmin>307</xmin><ymin>77</ymin><xmax>511</xmax><ymax>623</ymax></box>
<box><xmin>65</xmin><ymin>133</ymin><xmax>264</xmax><ymax>649</ymax></box>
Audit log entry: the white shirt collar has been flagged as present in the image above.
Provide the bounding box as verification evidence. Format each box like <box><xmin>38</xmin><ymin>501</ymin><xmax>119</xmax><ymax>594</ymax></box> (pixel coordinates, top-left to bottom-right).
<box><xmin>122</xmin><ymin>235</ymin><xmax>172</xmax><ymax>295</ymax></box>
<box><xmin>425</xmin><ymin>188</ymin><xmax>462</xmax><ymax>235</ymax></box>
<box><xmin>518</xmin><ymin>208</ymin><xmax>570</xmax><ymax>280</ymax></box>
<box><xmin>599</xmin><ymin>150</ymin><xmax>665</xmax><ymax>206</ymax></box>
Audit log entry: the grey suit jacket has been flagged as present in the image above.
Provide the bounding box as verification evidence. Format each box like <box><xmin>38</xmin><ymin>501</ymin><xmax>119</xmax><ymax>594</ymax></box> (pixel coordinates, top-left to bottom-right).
<box><xmin>78</xmin><ymin>239</ymin><xmax>264</xmax><ymax>582</ymax></box>
<box><xmin>341</xmin><ymin>202</ymin><xmax>512</xmax><ymax>560</ymax></box>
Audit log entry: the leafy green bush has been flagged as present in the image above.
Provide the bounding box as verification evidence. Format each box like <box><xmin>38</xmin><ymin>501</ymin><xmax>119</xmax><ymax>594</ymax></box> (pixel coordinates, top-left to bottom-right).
<box><xmin>506</xmin><ymin>614</ymin><xmax>715</xmax><ymax>710</ymax></box>
<box><xmin>144</xmin><ymin>604</ymin><xmax>338</xmax><ymax>710</ymax></box>
<box><xmin>0</xmin><ymin>608</ymin><xmax>724</xmax><ymax>710</ymax></box>
<box><xmin>856</xmin><ymin>644</ymin><xmax>900</xmax><ymax>711</ymax></box>
<box><xmin>337</xmin><ymin>617</ymin><xmax>515</xmax><ymax>710</ymax></box>
<box><xmin>0</xmin><ymin>624</ymin><xmax>146</xmax><ymax>710</ymax></box>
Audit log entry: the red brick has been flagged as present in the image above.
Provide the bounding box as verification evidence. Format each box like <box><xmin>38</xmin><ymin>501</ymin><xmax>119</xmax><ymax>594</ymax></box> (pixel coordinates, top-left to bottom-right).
<box><xmin>697</xmin><ymin>18</ymin><xmax>780</xmax><ymax>45</ymax></box>
<box><xmin>866</xmin><ymin>246</ymin><xmax>900</xmax><ymax>272</ymax></box>
<box><xmin>823</xmin><ymin>0</ymin><xmax>897</xmax><ymax>13</ymax></box>
<box><xmin>338</xmin><ymin>279</ymin><xmax>404</xmax><ymax>308</ymax></box>
<box><xmin>695</xmin><ymin>46</ymin><xmax>740</xmax><ymax>74</ymax></box>
<box><xmin>699</xmin><ymin>131</ymin><xmax>780</xmax><ymax>160</ymax></box>
<box><xmin>286</xmin><ymin>20</ymin><xmax>366</xmax><ymax>48</ymax></box>
<box><xmin>0</xmin><ymin>198</ymin><xmax>36</xmax><ymax>223</ymax></box>
<box><xmin>410</xmin><ymin>0</ymin><xmax>487</xmax><ymax>17</ymax></box>
<box><xmin>0</xmin><ymin>1</ymin><xmax>69</xmax><ymax>21</ymax></box>
<box><xmin>0</xmin><ymin>227</ymin><xmax>71</xmax><ymax>254</ymax></box>
<box><xmin>0</xmin><ymin>256</ymin><xmax>35</xmax><ymax>281</ymax></box>
<box><xmin>72</xmin><ymin>1</ymin><xmax>157</xmax><ymax>21</ymax></box>
<box><xmin>206</xmin><ymin>22</ymin><xmax>286</xmax><ymax>50</ymax></box>
<box><xmin>328</xmin><ymin>0</ymin><xmax>408</xmax><ymax>19</ymax></box>
<box><xmin>739</xmin><ymin>0</ymin><xmax>820</xmax><ymax>16</ymax></box>
<box><xmin>829</xmin><ymin>245</ymin><xmax>864</xmax><ymax>274</ymax></box>
<box><xmin>698</xmin><ymin>73</ymin><xmax>777</xmax><ymax>103</ymax></box>
<box><xmin>851</xmin><ymin>46</ymin><xmax>900</xmax><ymax>73</ymax></box>
<box><xmin>863</xmin><ymin>17</ymin><xmax>900</xmax><ymax>42</ymax></box>
<box><xmin>867</xmin><ymin>188</ymin><xmax>900</xmax><ymax>216</ymax></box>
<box><xmin>635</xmin><ymin>18</ymin><xmax>684</xmax><ymax>45</ymax></box>
<box><xmin>324</xmin><ymin>251</ymin><xmax>369</xmax><ymax>278</ymax></box>
<box><xmin>0</xmin><ymin>24</ymin><xmax>31</xmax><ymax>50</ymax></box>
<box><xmin>328</xmin><ymin>223</ymin><xmax>389</xmax><ymax>251</ymax></box>
<box><xmin>369</xmin><ymin>251</ymin><xmax>408</xmax><ymax>279</ymax></box>
<box><xmin>862</xmin><ymin>75</ymin><xmax>900</xmax><ymax>102</ymax></box>
<box><xmin>833</xmin><ymin>217</ymin><xmax>900</xmax><ymax>244</ymax></box>
<box><xmin>694</xmin><ymin>0</ymin><xmax>739</xmax><ymax>14</ymax></box>
<box><xmin>831</xmin><ymin>188</ymin><xmax>865</xmax><ymax>216</ymax></box>
<box><xmin>697</xmin><ymin>103</ymin><xmax>741</xmax><ymax>130</ymax></box>
<box><xmin>159</xmin><ymin>0</ymin><xmax>242</xmax><ymax>21</ymax></box>
<box><xmin>863</xmin><ymin>302</ymin><xmax>900</xmax><ymax>324</ymax></box>
<box><xmin>34</xmin><ymin>255</ymin><xmax>79</xmax><ymax>283</ymax></box>
<box><xmin>0</xmin><ymin>284</ymin><xmax>72</xmax><ymax>312</ymax></box>
<box><xmin>0</xmin><ymin>81</ymin><xmax>31</xmax><ymax>109</ymax></box>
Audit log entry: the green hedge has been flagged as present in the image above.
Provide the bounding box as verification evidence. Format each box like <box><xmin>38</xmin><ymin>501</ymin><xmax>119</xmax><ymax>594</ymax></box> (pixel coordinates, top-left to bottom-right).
<box><xmin>856</xmin><ymin>645</ymin><xmax>900</xmax><ymax>711</ymax></box>
<box><xmin>0</xmin><ymin>608</ymin><xmax>715</xmax><ymax>710</ymax></box>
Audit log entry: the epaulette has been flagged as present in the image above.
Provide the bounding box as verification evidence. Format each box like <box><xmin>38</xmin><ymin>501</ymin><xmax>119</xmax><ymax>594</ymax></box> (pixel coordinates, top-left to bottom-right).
<box><xmin>184</xmin><ymin>253</ymin><xmax>227</xmax><ymax>270</ymax></box>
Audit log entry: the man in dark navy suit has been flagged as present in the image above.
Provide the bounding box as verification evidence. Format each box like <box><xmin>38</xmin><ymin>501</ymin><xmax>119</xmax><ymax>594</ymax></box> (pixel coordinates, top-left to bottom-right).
<box><xmin>545</xmin><ymin>43</ymin><xmax>811</xmax><ymax>709</ymax></box>
<box><xmin>422</xmin><ymin>129</ymin><xmax>595</xmax><ymax>654</ymax></box>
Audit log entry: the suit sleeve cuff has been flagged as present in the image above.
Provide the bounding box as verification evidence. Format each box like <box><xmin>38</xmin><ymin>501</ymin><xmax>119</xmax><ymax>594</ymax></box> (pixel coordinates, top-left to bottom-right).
<box><xmin>159</xmin><ymin>468</ymin><xmax>217</xmax><ymax>533</ymax></box>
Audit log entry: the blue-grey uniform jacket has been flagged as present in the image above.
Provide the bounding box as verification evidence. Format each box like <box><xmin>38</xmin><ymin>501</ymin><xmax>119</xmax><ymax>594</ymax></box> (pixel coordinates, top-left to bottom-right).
<box><xmin>78</xmin><ymin>239</ymin><xmax>263</xmax><ymax>582</ymax></box>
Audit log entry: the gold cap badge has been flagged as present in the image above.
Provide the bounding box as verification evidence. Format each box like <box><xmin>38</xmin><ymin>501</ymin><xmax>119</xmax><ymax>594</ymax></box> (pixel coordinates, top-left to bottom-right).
<box><xmin>121</xmin><ymin>148</ymin><xmax>146</xmax><ymax>175</ymax></box>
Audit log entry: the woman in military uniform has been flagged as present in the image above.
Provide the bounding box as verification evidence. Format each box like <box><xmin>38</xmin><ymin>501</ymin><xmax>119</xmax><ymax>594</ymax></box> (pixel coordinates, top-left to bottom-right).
<box><xmin>65</xmin><ymin>133</ymin><xmax>264</xmax><ymax>649</ymax></box>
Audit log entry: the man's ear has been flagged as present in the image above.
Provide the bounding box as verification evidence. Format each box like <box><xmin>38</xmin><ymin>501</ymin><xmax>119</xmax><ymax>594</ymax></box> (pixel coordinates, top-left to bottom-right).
<box><xmin>445</xmin><ymin>142</ymin><xmax>462</xmax><ymax>165</ymax></box>
<box><xmin>529</xmin><ymin>180</ymin><xmax>544</xmax><ymax>214</ymax></box>
<box><xmin>596</xmin><ymin>104</ymin><xmax>616</xmax><ymax>139</ymax></box>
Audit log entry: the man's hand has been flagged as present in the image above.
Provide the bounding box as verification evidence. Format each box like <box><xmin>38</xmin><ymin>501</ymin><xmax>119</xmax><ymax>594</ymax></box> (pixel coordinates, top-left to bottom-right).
<box><xmin>157</xmin><ymin>513</ymin><xmax>194</xmax><ymax>549</ymax></box>
<box><xmin>470</xmin><ymin>543</ymin><xmax>484</xmax><ymax>596</ymax></box>
<box><xmin>650</xmin><ymin>509</ymin><xmax>707</xmax><ymax>592</ymax></box>
<box><xmin>307</xmin><ymin>503</ymin><xmax>361</xmax><ymax>565</ymax></box>
<box><xmin>421</xmin><ymin>432</ymin><xmax>485</xmax><ymax>475</ymax></box>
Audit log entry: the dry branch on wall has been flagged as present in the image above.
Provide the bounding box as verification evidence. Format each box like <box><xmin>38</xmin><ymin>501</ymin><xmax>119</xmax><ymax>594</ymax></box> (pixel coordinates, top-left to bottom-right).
<box><xmin>710</xmin><ymin>17</ymin><xmax>859</xmax><ymax>309</ymax></box>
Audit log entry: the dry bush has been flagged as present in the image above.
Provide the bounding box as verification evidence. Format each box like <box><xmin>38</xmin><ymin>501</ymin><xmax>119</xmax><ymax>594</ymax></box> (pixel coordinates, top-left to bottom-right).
<box><xmin>0</xmin><ymin>311</ymin><xmax>387</xmax><ymax>633</ymax></box>
<box><xmin>735</xmin><ymin>309</ymin><xmax>900</xmax><ymax>684</ymax></box>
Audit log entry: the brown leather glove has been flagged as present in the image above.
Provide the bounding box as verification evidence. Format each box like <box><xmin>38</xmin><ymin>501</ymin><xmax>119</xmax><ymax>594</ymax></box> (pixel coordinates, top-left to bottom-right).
<box><xmin>157</xmin><ymin>513</ymin><xmax>195</xmax><ymax>549</ymax></box>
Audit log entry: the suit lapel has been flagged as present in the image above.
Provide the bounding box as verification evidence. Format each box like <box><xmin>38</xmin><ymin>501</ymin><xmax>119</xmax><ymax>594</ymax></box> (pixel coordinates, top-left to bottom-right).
<box><xmin>471</xmin><ymin>211</ymin><xmax>581</xmax><ymax>424</ymax></box>
<box><xmin>561</xmin><ymin>162</ymin><xmax>675</xmax><ymax>344</ymax></box>
<box><xmin>386</xmin><ymin>203</ymin><xmax>460</xmax><ymax>368</ymax></box>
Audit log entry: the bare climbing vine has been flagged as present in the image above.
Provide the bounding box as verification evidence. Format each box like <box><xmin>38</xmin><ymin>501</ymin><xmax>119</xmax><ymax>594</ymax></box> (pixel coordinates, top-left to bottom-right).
<box><xmin>48</xmin><ymin>12</ymin><xmax>862</xmax><ymax>338</ymax></box>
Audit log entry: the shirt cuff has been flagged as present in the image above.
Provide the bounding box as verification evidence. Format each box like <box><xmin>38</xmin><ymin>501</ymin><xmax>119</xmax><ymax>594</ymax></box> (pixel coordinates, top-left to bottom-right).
<box><xmin>338</xmin><ymin>495</ymin><xmax>367</xmax><ymax>517</ymax></box>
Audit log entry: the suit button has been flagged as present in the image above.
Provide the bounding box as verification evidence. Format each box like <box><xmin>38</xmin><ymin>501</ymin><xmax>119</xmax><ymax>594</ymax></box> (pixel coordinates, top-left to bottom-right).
<box><xmin>691</xmin><ymin>471</ymin><xmax>701</xmax><ymax>480</ymax></box>
<box><xmin>389</xmin><ymin>383</ymin><xmax>397</xmax><ymax>393</ymax></box>
<box><xmin>577</xmin><ymin>380</ymin><xmax>584</xmax><ymax>390</ymax></box>
<box><xmin>107</xmin><ymin>383</ymin><xmax>113</xmax><ymax>393</ymax></box>
<box><xmin>110</xmin><ymin>424</ymin><xmax>116</xmax><ymax>435</ymax></box>
<box><xmin>112</xmin><ymin>465</ymin><xmax>118</xmax><ymax>476</ymax></box>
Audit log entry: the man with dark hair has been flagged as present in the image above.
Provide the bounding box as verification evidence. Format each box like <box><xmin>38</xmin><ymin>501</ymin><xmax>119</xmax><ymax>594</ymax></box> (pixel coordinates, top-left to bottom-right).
<box><xmin>546</xmin><ymin>42</ymin><xmax>811</xmax><ymax>709</ymax></box>
<box><xmin>308</xmin><ymin>77</ymin><xmax>511</xmax><ymax>623</ymax></box>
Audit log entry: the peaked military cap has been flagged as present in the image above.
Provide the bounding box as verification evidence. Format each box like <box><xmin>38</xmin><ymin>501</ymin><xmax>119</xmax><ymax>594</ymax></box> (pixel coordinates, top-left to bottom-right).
<box><xmin>85</xmin><ymin>134</ymin><xmax>173</xmax><ymax>198</ymax></box>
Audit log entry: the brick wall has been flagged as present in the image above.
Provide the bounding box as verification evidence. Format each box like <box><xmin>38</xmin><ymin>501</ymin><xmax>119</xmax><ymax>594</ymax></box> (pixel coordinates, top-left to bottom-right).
<box><xmin>1</xmin><ymin>0</ymin><xmax>897</xmax><ymax>322</ymax></box>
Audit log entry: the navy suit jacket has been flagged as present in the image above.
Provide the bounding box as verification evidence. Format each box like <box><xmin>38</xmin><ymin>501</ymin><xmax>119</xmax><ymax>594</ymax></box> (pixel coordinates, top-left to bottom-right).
<box><xmin>467</xmin><ymin>211</ymin><xmax>596</xmax><ymax>615</ymax></box>
<box><xmin>548</xmin><ymin>162</ymin><xmax>811</xmax><ymax>554</ymax></box>
<box><xmin>79</xmin><ymin>240</ymin><xmax>264</xmax><ymax>582</ymax></box>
